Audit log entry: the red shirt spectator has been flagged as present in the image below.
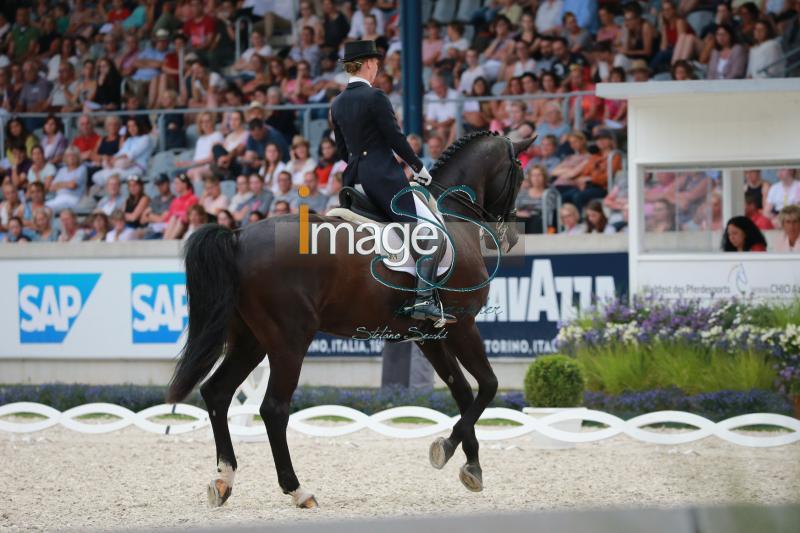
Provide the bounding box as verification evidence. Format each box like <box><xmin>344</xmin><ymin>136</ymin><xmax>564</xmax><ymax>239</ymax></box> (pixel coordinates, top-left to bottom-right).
<box><xmin>183</xmin><ymin>13</ymin><xmax>216</xmax><ymax>50</ymax></box>
<box><xmin>748</xmin><ymin>207</ymin><xmax>774</xmax><ymax>230</ymax></box>
<box><xmin>167</xmin><ymin>190</ymin><xmax>199</xmax><ymax>224</ymax></box>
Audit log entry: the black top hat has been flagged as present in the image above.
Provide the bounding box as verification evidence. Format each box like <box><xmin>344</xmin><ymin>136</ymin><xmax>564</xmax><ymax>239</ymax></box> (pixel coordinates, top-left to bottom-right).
<box><xmin>341</xmin><ymin>40</ymin><xmax>383</xmax><ymax>62</ymax></box>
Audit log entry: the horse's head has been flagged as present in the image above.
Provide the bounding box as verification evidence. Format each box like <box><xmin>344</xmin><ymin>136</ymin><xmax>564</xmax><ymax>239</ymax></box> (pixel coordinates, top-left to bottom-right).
<box><xmin>481</xmin><ymin>135</ymin><xmax>536</xmax><ymax>253</ymax></box>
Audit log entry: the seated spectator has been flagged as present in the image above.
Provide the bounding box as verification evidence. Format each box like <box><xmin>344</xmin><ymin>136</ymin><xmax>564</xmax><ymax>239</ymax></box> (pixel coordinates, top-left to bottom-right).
<box><xmin>90</xmin><ymin>116</ymin><xmax>124</xmax><ymax>171</ymax></box>
<box><xmin>4</xmin><ymin>216</ymin><xmax>30</xmax><ymax>243</ymax></box>
<box><xmin>551</xmin><ymin>131</ymin><xmax>591</xmax><ymax>188</ymax></box>
<box><xmin>525</xmin><ymin>134</ymin><xmax>562</xmax><ymax>175</ymax></box>
<box><xmin>45</xmin><ymin>147</ymin><xmax>87</xmax><ymax>213</ymax></box>
<box><xmin>604</xmin><ymin>172</ymin><xmax>628</xmax><ymax>230</ymax></box>
<box><xmin>106</xmin><ymin>208</ymin><xmax>136</xmax><ymax>241</ymax></box>
<box><xmin>675</xmin><ymin>172</ymin><xmax>711</xmax><ymax>227</ymax></box>
<box><xmin>290</xmin><ymin>26</ymin><xmax>321</xmax><ymax>77</ymax></box>
<box><xmin>47</xmin><ymin>62</ymin><xmax>79</xmax><ymax>112</ymax></box>
<box><xmin>183</xmin><ymin>58</ymin><xmax>224</xmax><ymax>110</ymax></box>
<box><xmin>562</xmin><ymin>64</ymin><xmax>602</xmax><ymax>127</ymax></box>
<box><xmin>46</xmin><ymin>36</ymin><xmax>79</xmax><ymax>82</ymax></box>
<box><xmin>647</xmin><ymin>198</ymin><xmax>676</xmax><ymax>232</ymax></box>
<box><xmin>176</xmin><ymin>111</ymin><xmax>223</xmax><ymax>182</ymax></box>
<box><xmin>774</xmin><ymin>205</ymin><xmax>800</xmax><ymax>253</ymax></box>
<box><xmin>707</xmin><ymin>24</ymin><xmax>747</xmax><ymax>80</ymax></box>
<box><xmin>0</xmin><ymin>179</ymin><xmax>24</xmax><ymax>230</ymax></box>
<box><xmin>223</xmin><ymin>111</ymin><xmax>249</xmax><ymax>159</ymax></box>
<box><xmin>744</xmin><ymin>169</ymin><xmax>770</xmax><ymax>211</ymax></box>
<box><xmin>516</xmin><ymin>165</ymin><xmax>553</xmax><ymax>234</ymax></box>
<box><xmin>584</xmin><ymin>199</ymin><xmax>616</xmax><ymax>234</ymax></box>
<box><xmin>764</xmin><ymin>169</ymin><xmax>800</xmax><ymax>223</ymax></box>
<box><xmin>216</xmin><ymin>209</ymin><xmax>236</xmax><ymax>230</ymax></box>
<box><xmin>157</xmin><ymin>90</ymin><xmax>187</xmax><ymax>150</ymax></box>
<box><xmin>87</xmin><ymin>57</ymin><xmax>122</xmax><ymax>111</ymax></box>
<box><xmin>259</xmin><ymin>143</ymin><xmax>290</xmax><ymax>193</ymax></box>
<box><xmin>536</xmin><ymin>102</ymin><xmax>570</xmax><ymax>145</ymax></box>
<box><xmin>88</xmin><ymin>212</ymin><xmax>110</xmax><ymax>241</ymax></box>
<box><xmin>274</xmin><ymin>171</ymin><xmax>300</xmax><ymax>211</ymax></box>
<box><xmin>182</xmin><ymin>204</ymin><xmax>208</xmax><ymax>240</ymax></box>
<box><xmin>120</xmin><ymin>174</ymin><xmax>149</xmax><ymax>230</ymax></box>
<box><xmin>425</xmin><ymin>74</ymin><xmax>458</xmax><ymax>144</ymax></box>
<box><xmin>461</xmin><ymin>77</ymin><xmax>493</xmax><ymax>132</ymax></box>
<box><xmin>325</xmin><ymin>173</ymin><xmax>343</xmax><ymax>212</ymax></box>
<box><xmin>613</xmin><ymin>2</ymin><xmax>656</xmax><ymax>72</ymax></box>
<box><xmin>629</xmin><ymin>59</ymin><xmax>652</xmax><ymax>81</ymax></box>
<box><xmin>423</xmin><ymin>20</ymin><xmax>444</xmax><ymax>68</ymax></box>
<box><xmin>22</xmin><ymin>182</ymin><xmax>50</xmax><ymax>229</ymax></box>
<box><xmin>158</xmin><ymin>32</ymin><xmax>187</xmax><ymax>95</ymax></box>
<box><xmin>287</xmin><ymin>136</ymin><xmax>317</xmax><ymax>187</ymax></box>
<box><xmin>281</xmin><ymin>60</ymin><xmax>315</xmax><ymax>105</ymax></box>
<box><xmin>457</xmin><ymin>49</ymin><xmax>487</xmax><ymax>95</ymax></box>
<box><xmin>748</xmin><ymin>19</ymin><xmax>784</xmax><ymax>78</ymax></box>
<box><xmin>745</xmin><ymin>189</ymin><xmax>774</xmax><ymax>230</ymax></box>
<box><xmin>315</xmin><ymin>138</ymin><xmax>342</xmax><ymax>190</ymax></box>
<box><xmin>209</xmin><ymin>145</ymin><xmax>242</xmax><ymax>182</ymax></box>
<box><xmin>670</xmin><ymin>59</ymin><xmax>696</xmax><ymax>80</ymax></box>
<box><xmin>72</xmin><ymin>115</ymin><xmax>100</xmax><ymax>164</ymax></box>
<box><xmin>40</xmin><ymin>115</ymin><xmax>68</xmax><ymax>166</ymax></box>
<box><xmin>9</xmin><ymin>8</ymin><xmax>41</xmax><ymax>63</ymax></box>
<box><xmin>17</xmin><ymin>60</ymin><xmax>51</xmax><ymax>123</ymax></box>
<box><xmin>163</xmin><ymin>174</ymin><xmax>198</xmax><ymax>239</ymax></box>
<box><xmin>56</xmin><ymin>208</ymin><xmax>87</xmax><ymax>242</ymax></box>
<box><xmin>8</xmin><ymin>146</ymin><xmax>32</xmax><ymax>189</ymax></box>
<box><xmin>722</xmin><ymin>216</ymin><xmax>767</xmax><ymax>252</ymax></box>
<box><xmin>243</xmin><ymin>174</ymin><xmax>274</xmax><ymax>222</ymax></box>
<box><xmin>240</xmin><ymin>55</ymin><xmax>271</xmax><ymax>96</ymax></box>
<box><xmin>347</xmin><ymin>0</ymin><xmax>385</xmax><ymax>40</ymax></box>
<box><xmin>559</xmin><ymin>203</ymin><xmax>585</xmax><ymax>235</ymax></box>
<box><xmin>131</xmin><ymin>29</ymin><xmax>171</xmax><ymax>108</ymax></box>
<box><xmin>551</xmin><ymin>37</ymin><xmax>588</xmax><ymax>80</ymax></box>
<box><xmin>481</xmin><ymin>15</ymin><xmax>515</xmax><ymax>81</ymax></box>
<box><xmin>22</xmin><ymin>146</ymin><xmax>56</xmax><ymax>187</ymax></box>
<box><xmin>232</xmin><ymin>30</ymin><xmax>273</xmax><ymax>76</ymax></box>
<box><xmin>229</xmin><ymin>175</ymin><xmax>253</xmax><ymax>218</ymax></box>
<box><xmin>32</xmin><ymin>208</ymin><xmax>59</xmax><ymax>242</ymax></box>
<box><xmin>298</xmin><ymin>172</ymin><xmax>329</xmax><ymax>213</ymax></box>
<box><xmin>265</xmin><ymin>87</ymin><xmax>299</xmax><ymax>143</ymax></box>
<box><xmin>92</xmin><ymin>116</ymin><xmax>152</xmax><ymax>186</ymax></box>
<box><xmin>562</xmin><ymin>11</ymin><xmax>591</xmax><ymax>53</ymax></box>
<box><xmin>141</xmin><ymin>174</ymin><xmax>174</xmax><ymax>235</ymax></box>
<box><xmin>4</xmin><ymin>118</ymin><xmax>37</xmax><ymax>161</ymax></box>
<box><xmin>603</xmin><ymin>67</ymin><xmax>628</xmax><ymax>128</ymax></box>
<box><xmin>441</xmin><ymin>21</ymin><xmax>469</xmax><ymax>62</ymax></box>
<box><xmin>201</xmin><ymin>175</ymin><xmax>230</xmax><ymax>217</ymax></box>
<box><xmin>596</xmin><ymin>4</ymin><xmax>620</xmax><ymax>44</ymax></box>
<box><xmin>95</xmin><ymin>174</ymin><xmax>126</xmax><ymax>215</ymax></box>
<box><xmin>650</xmin><ymin>1</ymin><xmax>692</xmax><ymax>73</ymax></box>
<box><xmin>563</xmin><ymin>129</ymin><xmax>621</xmax><ymax>210</ymax></box>
<box><xmin>271</xmin><ymin>200</ymin><xmax>291</xmax><ymax>216</ymax></box>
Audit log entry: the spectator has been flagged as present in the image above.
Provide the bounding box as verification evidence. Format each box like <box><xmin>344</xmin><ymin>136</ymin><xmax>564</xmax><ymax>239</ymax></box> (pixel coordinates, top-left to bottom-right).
<box><xmin>707</xmin><ymin>24</ymin><xmax>747</xmax><ymax>79</ymax></box>
<box><xmin>183</xmin><ymin>0</ymin><xmax>219</xmax><ymax>62</ymax></box>
<box><xmin>670</xmin><ymin>59</ymin><xmax>696</xmax><ymax>80</ymax></box>
<box><xmin>158</xmin><ymin>90</ymin><xmax>187</xmax><ymax>150</ymax></box>
<box><xmin>562</xmin><ymin>64</ymin><xmax>602</xmax><ymax>126</ymax></box>
<box><xmin>423</xmin><ymin>20</ymin><xmax>444</xmax><ymax>68</ymax></box>
<box><xmin>650</xmin><ymin>1</ymin><xmax>692</xmax><ymax>73</ymax></box>
<box><xmin>537</xmin><ymin>102</ymin><xmax>571</xmax><ymax>145</ymax></box>
<box><xmin>564</xmin><ymin>129</ymin><xmax>621</xmax><ymax>210</ymax></box>
<box><xmin>457</xmin><ymin>49</ymin><xmax>487</xmax><ymax>95</ymax></box>
<box><xmin>123</xmin><ymin>175</ymin><xmax>150</xmax><ymax>230</ymax></box>
<box><xmin>163</xmin><ymin>173</ymin><xmax>198</xmax><ymax>239</ymax></box>
<box><xmin>72</xmin><ymin>115</ymin><xmax>100</xmax><ymax>164</ymax></box>
<box><xmin>131</xmin><ymin>29</ymin><xmax>171</xmax><ymax>108</ymax></box>
<box><xmin>224</xmin><ymin>111</ymin><xmax>249</xmax><ymax>159</ymax></box>
<box><xmin>722</xmin><ymin>216</ymin><xmax>767</xmax><ymax>251</ymax></box>
<box><xmin>774</xmin><ymin>205</ymin><xmax>800</xmax><ymax>253</ymax></box>
<box><xmin>441</xmin><ymin>21</ymin><xmax>469</xmax><ymax>62</ymax></box>
<box><xmin>153</xmin><ymin>1</ymin><xmax>182</xmax><ymax>36</ymax></box>
<box><xmin>249</xmin><ymin>210</ymin><xmax>267</xmax><ymax>223</ymax></box>
<box><xmin>96</xmin><ymin>174</ymin><xmax>126</xmax><ymax>216</ymax></box>
<box><xmin>158</xmin><ymin>32</ymin><xmax>187</xmax><ymax>95</ymax></box>
<box><xmin>325</xmin><ymin>172</ymin><xmax>343</xmax><ymax>212</ymax></box>
<box><xmin>45</xmin><ymin>147</ymin><xmax>86</xmax><ymax>213</ymax></box>
<box><xmin>26</xmin><ymin>145</ymin><xmax>57</xmax><ymax>187</ymax></box>
<box><xmin>559</xmin><ymin>203</ymin><xmax>584</xmax><ymax>234</ymax></box>
<box><xmin>287</xmin><ymin>136</ymin><xmax>317</xmax><ymax>187</ymax></box>
<box><xmin>201</xmin><ymin>175</ymin><xmax>230</xmax><ymax>217</ymax></box>
<box><xmin>516</xmin><ymin>164</ymin><xmax>553</xmax><ymax>233</ymax></box>
<box><xmin>232</xmin><ymin>30</ymin><xmax>273</xmax><ymax>76</ymax></box>
<box><xmin>90</xmin><ymin>116</ymin><xmax>124</xmax><ymax>172</ymax></box>
<box><xmin>525</xmin><ymin>134</ymin><xmax>562</xmax><ymax>174</ymax></box>
<box><xmin>274</xmin><ymin>171</ymin><xmax>300</xmax><ymax>211</ymax></box>
<box><xmin>504</xmin><ymin>40</ymin><xmax>537</xmax><ymax>81</ymax></box>
<box><xmin>229</xmin><ymin>175</ymin><xmax>253</xmax><ymax>220</ymax></box>
<box><xmin>184</xmin><ymin>58</ymin><xmax>224</xmax><ymax>109</ymax></box>
<box><xmin>0</xmin><ymin>180</ymin><xmax>24</xmax><ymax>231</ymax></box>
<box><xmin>92</xmin><ymin>116</ymin><xmax>153</xmax><ymax>186</ymax></box>
<box><xmin>648</xmin><ymin>198</ymin><xmax>676</xmax><ymax>232</ymax></box>
<box><xmin>17</xmin><ymin>60</ymin><xmax>51</xmax><ymax>120</ymax></box>
<box><xmin>32</xmin><ymin>208</ymin><xmax>58</xmax><ymax>242</ymax></box>
<box><xmin>614</xmin><ymin>1</ymin><xmax>656</xmax><ymax>71</ymax></box>
<box><xmin>747</xmin><ymin>19</ymin><xmax>785</xmax><ymax>78</ymax></box>
<box><xmin>461</xmin><ymin>77</ymin><xmax>492</xmax><ymax>132</ymax></box>
<box><xmin>271</xmin><ymin>200</ymin><xmax>291</xmax><ymax>216</ymax></box>
<box><xmin>290</xmin><ymin>27</ymin><xmax>321</xmax><ymax>77</ymax></box>
<box><xmin>141</xmin><ymin>174</ymin><xmax>175</xmax><ymax>235</ymax></box>
<box><xmin>322</xmin><ymin>0</ymin><xmax>350</xmax><ymax>49</ymax></box>
<box><xmin>46</xmin><ymin>36</ymin><xmax>79</xmax><ymax>82</ymax></box>
<box><xmin>536</xmin><ymin>0</ymin><xmax>565</xmax><ymax>35</ymax></box>
<box><xmin>216</xmin><ymin>208</ymin><xmax>236</xmax><ymax>230</ymax></box>
<box><xmin>629</xmin><ymin>59</ymin><xmax>652</xmax><ymax>81</ymax></box>
<box><xmin>765</xmin><ymin>169</ymin><xmax>800</xmax><ymax>222</ymax></box>
<box><xmin>281</xmin><ymin>60</ymin><xmax>315</xmax><ymax>104</ymax></box>
<box><xmin>8</xmin><ymin>146</ymin><xmax>32</xmax><ymax>189</ymax></box>
<box><xmin>315</xmin><ymin>138</ymin><xmax>341</xmax><ymax>189</ymax></box>
<box><xmin>244</xmin><ymin>174</ymin><xmax>275</xmax><ymax>220</ymax></box>
<box><xmin>596</xmin><ymin>4</ymin><xmax>621</xmax><ymax>44</ymax></box>
<box><xmin>551</xmin><ymin>36</ymin><xmax>587</xmax><ymax>79</ymax></box>
<box><xmin>245</xmin><ymin>118</ymin><xmax>289</xmax><ymax>173</ymax></box>
<box><xmin>298</xmin><ymin>172</ymin><xmax>329</xmax><ymax>213</ymax></box>
<box><xmin>744</xmin><ymin>169</ymin><xmax>770</xmax><ymax>211</ymax></box>
<box><xmin>87</xmin><ymin>212</ymin><xmax>110</xmax><ymax>241</ymax></box>
<box><xmin>22</xmin><ymin>182</ymin><xmax>50</xmax><ymax>229</ymax></box>
<box><xmin>88</xmin><ymin>57</ymin><xmax>122</xmax><ymax>110</ymax></box>
<box><xmin>106</xmin><ymin>208</ymin><xmax>135</xmax><ymax>241</ymax></box>
<box><xmin>176</xmin><ymin>111</ymin><xmax>224</xmax><ymax>182</ymax></box>
<box><xmin>56</xmin><ymin>208</ymin><xmax>87</xmax><ymax>242</ymax></box>
<box><xmin>425</xmin><ymin>74</ymin><xmax>458</xmax><ymax>144</ymax></box>
<box><xmin>9</xmin><ymin>8</ymin><xmax>40</xmax><ymax>63</ymax></box>
<box><xmin>40</xmin><ymin>115</ymin><xmax>68</xmax><ymax>166</ymax></box>
<box><xmin>481</xmin><ymin>15</ymin><xmax>515</xmax><ymax>81</ymax></box>
<box><xmin>745</xmin><ymin>189</ymin><xmax>774</xmax><ymax>230</ymax></box>
<box><xmin>562</xmin><ymin>11</ymin><xmax>591</xmax><ymax>53</ymax></box>
<box><xmin>584</xmin><ymin>199</ymin><xmax>615</xmax><ymax>234</ymax></box>
<box><xmin>259</xmin><ymin>142</ymin><xmax>290</xmax><ymax>193</ymax></box>
<box><xmin>348</xmin><ymin>0</ymin><xmax>385</xmax><ymax>40</ymax></box>
<box><xmin>118</xmin><ymin>33</ymin><xmax>142</xmax><ymax>79</ymax></box>
<box><xmin>4</xmin><ymin>216</ymin><xmax>30</xmax><ymax>243</ymax></box>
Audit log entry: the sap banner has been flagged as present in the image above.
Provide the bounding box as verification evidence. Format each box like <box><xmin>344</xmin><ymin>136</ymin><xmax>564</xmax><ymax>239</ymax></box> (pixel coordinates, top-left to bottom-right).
<box><xmin>307</xmin><ymin>252</ymin><xmax>628</xmax><ymax>357</ymax></box>
<box><xmin>1</xmin><ymin>253</ymin><xmax>627</xmax><ymax>360</ymax></box>
<box><xmin>1</xmin><ymin>258</ymin><xmax>186</xmax><ymax>359</ymax></box>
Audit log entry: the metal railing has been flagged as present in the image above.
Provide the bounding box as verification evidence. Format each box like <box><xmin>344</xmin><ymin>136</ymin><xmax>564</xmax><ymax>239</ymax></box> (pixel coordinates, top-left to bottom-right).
<box><xmin>757</xmin><ymin>44</ymin><xmax>800</xmax><ymax>77</ymax></box>
<box><xmin>234</xmin><ymin>17</ymin><xmax>254</xmax><ymax>63</ymax></box>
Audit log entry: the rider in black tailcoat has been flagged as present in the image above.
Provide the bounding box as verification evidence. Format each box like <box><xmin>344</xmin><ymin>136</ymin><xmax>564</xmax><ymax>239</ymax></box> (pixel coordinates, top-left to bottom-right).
<box><xmin>330</xmin><ymin>40</ymin><xmax>455</xmax><ymax>325</ymax></box>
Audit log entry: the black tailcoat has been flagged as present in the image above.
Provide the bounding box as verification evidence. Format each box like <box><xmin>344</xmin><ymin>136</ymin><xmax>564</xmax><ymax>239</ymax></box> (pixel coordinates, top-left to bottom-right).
<box><xmin>331</xmin><ymin>81</ymin><xmax>424</xmax><ymax>223</ymax></box>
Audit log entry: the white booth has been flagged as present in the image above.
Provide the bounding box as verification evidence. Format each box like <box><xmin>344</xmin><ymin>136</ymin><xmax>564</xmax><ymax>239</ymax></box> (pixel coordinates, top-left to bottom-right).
<box><xmin>596</xmin><ymin>79</ymin><xmax>800</xmax><ymax>301</ymax></box>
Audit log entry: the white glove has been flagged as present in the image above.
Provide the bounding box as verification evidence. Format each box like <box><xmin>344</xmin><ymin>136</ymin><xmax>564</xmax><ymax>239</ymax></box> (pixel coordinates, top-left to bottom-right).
<box><xmin>413</xmin><ymin>166</ymin><xmax>433</xmax><ymax>186</ymax></box>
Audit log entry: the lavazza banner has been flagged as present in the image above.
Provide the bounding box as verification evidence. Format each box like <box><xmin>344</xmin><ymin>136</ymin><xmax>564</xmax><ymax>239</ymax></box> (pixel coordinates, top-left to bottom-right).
<box><xmin>0</xmin><ymin>253</ymin><xmax>628</xmax><ymax>360</ymax></box>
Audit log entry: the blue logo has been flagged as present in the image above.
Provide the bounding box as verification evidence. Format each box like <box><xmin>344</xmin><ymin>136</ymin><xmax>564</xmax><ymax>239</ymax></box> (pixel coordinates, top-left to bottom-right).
<box><xmin>18</xmin><ymin>273</ymin><xmax>101</xmax><ymax>343</ymax></box>
<box><xmin>131</xmin><ymin>273</ymin><xmax>187</xmax><ymax>343</ymax></box>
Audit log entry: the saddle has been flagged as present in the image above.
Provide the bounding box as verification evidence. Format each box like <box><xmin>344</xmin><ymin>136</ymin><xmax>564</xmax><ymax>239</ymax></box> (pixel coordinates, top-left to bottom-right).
<box><xmin>336</xmin><ymin>187</ymin><xmax>391</xmax><ymax>223</ymax></box>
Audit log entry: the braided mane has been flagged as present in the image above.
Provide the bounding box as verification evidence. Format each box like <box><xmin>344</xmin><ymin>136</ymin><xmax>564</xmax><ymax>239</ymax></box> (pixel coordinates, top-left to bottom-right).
<box><xmin>430</xmin><ymin>130</ymin><xmax>499</xmax><ymax>174</ymax></box>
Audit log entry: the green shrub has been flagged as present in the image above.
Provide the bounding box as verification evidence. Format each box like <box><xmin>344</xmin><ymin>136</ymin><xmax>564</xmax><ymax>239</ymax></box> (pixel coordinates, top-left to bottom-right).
<box><xmin>524</xmin><ymin>355</ymin><xmax>584</xmax><ymax>407</ymax></box>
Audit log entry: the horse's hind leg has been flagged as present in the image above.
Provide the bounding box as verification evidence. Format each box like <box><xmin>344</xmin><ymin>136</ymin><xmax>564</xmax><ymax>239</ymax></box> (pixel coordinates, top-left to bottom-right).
<box><xmin>415</xmin><ymin>341</ymin><xmax>474</xmax><ymax>470</ymax></box>
<box><xmin>200</xmin><ymin>316</ymin><xmax>265</xmax><ymax>507</ymax></box>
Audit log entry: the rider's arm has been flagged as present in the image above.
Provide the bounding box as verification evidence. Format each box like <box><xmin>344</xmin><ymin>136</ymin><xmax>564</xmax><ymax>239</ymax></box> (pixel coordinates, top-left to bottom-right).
<box><xmin>372</xmin><ymin>89</ymin><xmax>424</xmax><ymax>173</ymax></box>
<box><xmin>330</xmin><ymin>111</ymin><xmax>349</xmax><ymax>161</ymax></box>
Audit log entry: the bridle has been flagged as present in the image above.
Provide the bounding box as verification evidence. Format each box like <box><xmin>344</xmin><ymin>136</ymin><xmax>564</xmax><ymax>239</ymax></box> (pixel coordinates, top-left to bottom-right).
<box><xmin>424</xmin><ymin>137</ymin><xmax>523</xmax><ymax>244</ymax></box>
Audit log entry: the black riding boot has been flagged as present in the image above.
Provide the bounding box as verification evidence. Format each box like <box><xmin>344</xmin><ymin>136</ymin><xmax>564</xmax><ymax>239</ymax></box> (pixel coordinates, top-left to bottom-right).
<box><xmin>404</xmin><ymin>230</ymin><xmax>457</xmax><ymax>327</ymax></box>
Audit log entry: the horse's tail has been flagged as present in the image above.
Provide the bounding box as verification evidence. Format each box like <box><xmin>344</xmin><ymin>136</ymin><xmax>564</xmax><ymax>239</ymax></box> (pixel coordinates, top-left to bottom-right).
<box><xmin>166</xmin><ymin>224</ymin><xmax>239</xmax><ymax>403</ymax></box>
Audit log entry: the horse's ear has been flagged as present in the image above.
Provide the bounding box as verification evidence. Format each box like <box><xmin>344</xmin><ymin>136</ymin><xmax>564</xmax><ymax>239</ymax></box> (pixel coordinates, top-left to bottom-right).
<box><xmin>512</xmin><ymin>136</ymin><xmax>537</xmax><ymax>156</ymax></box>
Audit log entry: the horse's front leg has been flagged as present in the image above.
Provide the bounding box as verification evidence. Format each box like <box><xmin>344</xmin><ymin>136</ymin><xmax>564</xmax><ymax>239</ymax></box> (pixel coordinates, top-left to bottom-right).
<box><xmin>441</xmin><ymin>321</ymin><xmax>499</xmax><ymax>492</ymax></box>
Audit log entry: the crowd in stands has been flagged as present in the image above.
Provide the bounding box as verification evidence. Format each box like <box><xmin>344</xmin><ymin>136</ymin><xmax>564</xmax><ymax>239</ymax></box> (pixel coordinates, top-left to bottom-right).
<box><xmin>0</xmin><ymin>0</ymin><xmax>797</xmax><ymax>249</ymax></box>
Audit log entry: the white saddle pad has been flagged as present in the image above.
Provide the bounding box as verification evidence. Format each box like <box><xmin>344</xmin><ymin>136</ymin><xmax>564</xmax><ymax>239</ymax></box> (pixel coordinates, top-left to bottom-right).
<box><xmin>327</xmin><ymin>186</ymin><xmax>454</xmax><ymax>277</ymax></box>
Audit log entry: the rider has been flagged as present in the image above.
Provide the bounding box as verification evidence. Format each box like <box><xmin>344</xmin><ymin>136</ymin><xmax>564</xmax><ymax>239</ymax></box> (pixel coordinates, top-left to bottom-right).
<box><xmin>330</xmin><ymin>40</ymin><xmax>456</xmax><ymax>325</ymax></box>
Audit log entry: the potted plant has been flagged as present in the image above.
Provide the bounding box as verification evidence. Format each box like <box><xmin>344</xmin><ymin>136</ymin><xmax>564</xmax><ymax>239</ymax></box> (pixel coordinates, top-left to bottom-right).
<box><xmin>522</xmin><ymin>354</ymin><xmax>586</xmax><ymax>449</ymax></box>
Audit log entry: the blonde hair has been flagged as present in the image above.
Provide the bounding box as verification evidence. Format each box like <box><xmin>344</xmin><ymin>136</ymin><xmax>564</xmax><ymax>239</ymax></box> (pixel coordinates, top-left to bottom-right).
<box><xmin>343</xmin><ymin>61</ymin><xmax>363</xmax><ymax>75</ymax></box>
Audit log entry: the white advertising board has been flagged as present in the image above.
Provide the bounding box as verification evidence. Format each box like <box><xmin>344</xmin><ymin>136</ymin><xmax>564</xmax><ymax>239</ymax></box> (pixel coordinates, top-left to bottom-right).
<box><xmin>636</xmin><ymin>255</ymin><xmax>800</xmax><ymax>301</ymax></box>
<box><xmin>0</xmin><ymin>258</ymin><xmax>186</xmax><ymax>359</ymax></box>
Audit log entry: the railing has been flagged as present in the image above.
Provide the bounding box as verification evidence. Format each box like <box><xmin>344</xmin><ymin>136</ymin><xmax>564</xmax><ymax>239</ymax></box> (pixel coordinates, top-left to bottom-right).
<box><xmin>1</xmin><ymin>91</ymin><xmax>597</xmax><ymax>157</ymax></box>
<box><xmin>757</xmin><ymin>44</ymin><xmax>800</xmax><ymax>77</ymax></box>
<box><xmin>234</xmin><ymin>16</ymin><xmax>254</xmax><ymax>63</ymax></box>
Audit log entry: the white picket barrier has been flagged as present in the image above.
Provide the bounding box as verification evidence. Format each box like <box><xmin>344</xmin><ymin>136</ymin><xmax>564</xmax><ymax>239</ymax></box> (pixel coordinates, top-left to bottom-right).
<box><xmin>1</xmin><ymin>401</ymin><xmax>799</xmax><ymax>448</ymax></box>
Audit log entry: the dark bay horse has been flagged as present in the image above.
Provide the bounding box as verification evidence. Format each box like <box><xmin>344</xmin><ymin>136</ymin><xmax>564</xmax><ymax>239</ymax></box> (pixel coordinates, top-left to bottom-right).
<box><xmin>166</xmin><ymin>131</ymin><xmax>535</xmax><ymax>508</ymax></box>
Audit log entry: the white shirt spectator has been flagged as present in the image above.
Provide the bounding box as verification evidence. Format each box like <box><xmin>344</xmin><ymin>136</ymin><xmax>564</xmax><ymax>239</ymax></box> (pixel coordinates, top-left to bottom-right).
<box><xmin>747</xmin><ymin>39</ymin><xmax>785</xmax><ymax>78</ymax></box>
<box><xmin>46</xmin><ymin>55</ymin><xmax>79</xmax><ymax>82</ymax></box>
<box><xmin>425</xmin><ymin>87</ymin><xmax>459</xmax><ymax>123</ymax></box>
<box><xmin>348</xmin><ymin>8</ymin><xmax>385</xmax><ymax>39</ymax></box>
<box><xmin>766</xmin><ymin>180</ymin><xmax>800</xmax><ymax>212</ymax></box>
<box><xmin>245</xmin><ymin>0</ymin><xmax>292</xmax><ymax>19</ymax></box>
<box><xmin>440</xmin><ymin>37</ymin><xmax>469</xmax><ymax>60</ymax></box>
<box><xmin>241</xmin><ymin>44</ymin><xmax>274</xmax><ymax>63</ymax></box>
<box><xmin>194</xmin><ymin>131</ymin><xmax>225</xmax><ymax>162</ymax></box>
<box><xmin>105</xmin><ymin>226</ymin><xmax>135</xmax><ymax>242</ymax></box>
<box><xmin>536</xmin><ymin>0</ymin><xmax>564</xmax><ymax>34</ymax></box>
<box><xmin>458</xmin><ymin>65</ymin><xmax>487</xmax><ymax>94</ymax></box>
<box><xmin>45</xmin><ymin>165</ymin><xmax>87</xmax><ymax>212</ymax></box>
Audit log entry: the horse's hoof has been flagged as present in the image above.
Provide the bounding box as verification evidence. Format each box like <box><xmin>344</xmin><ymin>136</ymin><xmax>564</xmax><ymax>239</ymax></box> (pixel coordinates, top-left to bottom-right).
<box><xmin>429</xmin><ymin>437</ymin><xmax>455</xmax><ymax>469</ymax></box>
<box><xmin>207</xmin><ymin>479</ymin><xmax>232</xmax><ymax>507</ymax></box>
<box><xmin>459</xmin><ymin>463</ymin><xmax>483</xmax><ymax>492</ymax></box>
<box><xmin>291</xmin><ymin>487</ymin><xmax>319</xmax><ymax>509</ymax></box>
<box><xmin>297</xmin><ymin>495</ymin><xmax>319</xmax><ymax>509</ymax></box>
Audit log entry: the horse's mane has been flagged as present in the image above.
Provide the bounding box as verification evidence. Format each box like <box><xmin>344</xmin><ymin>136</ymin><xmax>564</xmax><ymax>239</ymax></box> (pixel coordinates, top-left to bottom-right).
<box><xmin>430</xmin><ymin>130</ymin><xmax>499</xmax><ymax>174</ymax></box>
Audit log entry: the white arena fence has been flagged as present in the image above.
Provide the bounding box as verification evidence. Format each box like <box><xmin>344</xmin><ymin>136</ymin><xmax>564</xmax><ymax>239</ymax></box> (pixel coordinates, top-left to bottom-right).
<box><xmin>1</xmin><ymin>402</ymin><xmax>799</xmax><ymax>448</ymax></box>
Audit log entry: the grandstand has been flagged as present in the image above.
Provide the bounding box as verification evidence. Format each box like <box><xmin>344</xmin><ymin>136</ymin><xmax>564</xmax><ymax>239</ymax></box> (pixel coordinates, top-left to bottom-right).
<box><xmin>0</xmin><ymin>0</ymin><xmax>798</xmax><ymax>250</ymax></box>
